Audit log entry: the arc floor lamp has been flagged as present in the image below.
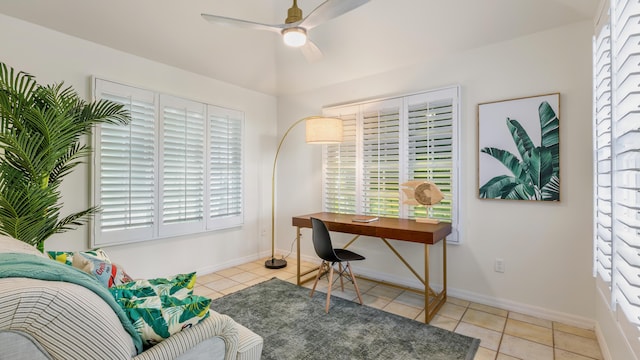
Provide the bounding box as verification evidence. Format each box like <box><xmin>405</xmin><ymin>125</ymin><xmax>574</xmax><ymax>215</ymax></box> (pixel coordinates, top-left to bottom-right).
<box><xmin>265</xmin><ymin>116</ymin><xmax>343</xmax><ymax>269</ymax></box>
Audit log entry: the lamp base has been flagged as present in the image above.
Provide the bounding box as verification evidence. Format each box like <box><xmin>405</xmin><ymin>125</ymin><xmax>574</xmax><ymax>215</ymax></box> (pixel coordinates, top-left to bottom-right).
<box><xmin>265</xmin><ymin>258</ymin><xmax>287</xmax><ymax>269</ymax></box>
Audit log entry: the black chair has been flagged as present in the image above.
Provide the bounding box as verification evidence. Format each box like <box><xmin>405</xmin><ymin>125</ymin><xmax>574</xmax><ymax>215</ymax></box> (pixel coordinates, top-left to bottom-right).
<box><xmin>309</xmin><ymin>217</ymin><xmax>365</xmax><ymax>313</ymax></box>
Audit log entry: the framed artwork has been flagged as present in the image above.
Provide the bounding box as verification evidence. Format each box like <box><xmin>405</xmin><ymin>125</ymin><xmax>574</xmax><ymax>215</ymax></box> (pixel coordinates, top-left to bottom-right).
<box><xmin>477</xmin><ymin>93</ymin><xmax>560</xmax><ymax>201</ymax></box>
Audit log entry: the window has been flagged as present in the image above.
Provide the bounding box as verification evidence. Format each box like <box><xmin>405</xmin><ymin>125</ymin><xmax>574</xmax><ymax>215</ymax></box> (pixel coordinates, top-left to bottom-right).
<box><xmin>92</xmin><ymin>79</ymin><xmax>244</xmax><ymax>246</ymax></box>
<box><xmin>322</xmin><ymin>86</ymin><xmax>460</xmax><ymax>242</ymax></box>
<box><xmin>593</xmin><ymin>0</ymin><xmax>640</xmax><ymax>352</ymax></box>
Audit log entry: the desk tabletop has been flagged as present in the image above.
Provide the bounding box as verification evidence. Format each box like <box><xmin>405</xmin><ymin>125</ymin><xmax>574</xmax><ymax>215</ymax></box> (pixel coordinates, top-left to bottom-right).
<box><xmin>292</xmin><ymin>212</ymin><xmax>452</xmax><ymax>244</ymax></box>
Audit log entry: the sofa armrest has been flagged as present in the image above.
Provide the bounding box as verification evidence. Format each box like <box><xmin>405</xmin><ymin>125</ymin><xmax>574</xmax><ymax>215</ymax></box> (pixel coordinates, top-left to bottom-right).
<box><xmin>0</xmin><ymin>278</ymin><xmax>137</xmax><ymax>359</ymax></box>
<box><xmin>133</xmin><ymin>311</ymin><xmax>238</xmax><ymax>360</ymax></box>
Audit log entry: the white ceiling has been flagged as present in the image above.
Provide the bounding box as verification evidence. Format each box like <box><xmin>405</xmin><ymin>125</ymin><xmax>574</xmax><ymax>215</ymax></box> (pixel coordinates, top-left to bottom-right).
<box><xmin>0</xmin><ymin>0</ymin><xmax>599</xmax><ymax>95</ymax></box>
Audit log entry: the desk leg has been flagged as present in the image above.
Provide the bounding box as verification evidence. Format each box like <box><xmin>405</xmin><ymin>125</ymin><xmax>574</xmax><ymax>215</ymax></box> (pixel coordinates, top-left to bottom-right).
<box><xmin>296</xmin><ymin>226</ymin><xmax>301</xmax><ymax>286</ymax></box>
<box><xmin>443</xmin><ymin>236</ymin><xmax>447</xmax><ymax>299</ymax></box>
<box><xmin>424</xmin><ymin>243</ymin><xmax>430</xmax><ymax>323</ymax></box>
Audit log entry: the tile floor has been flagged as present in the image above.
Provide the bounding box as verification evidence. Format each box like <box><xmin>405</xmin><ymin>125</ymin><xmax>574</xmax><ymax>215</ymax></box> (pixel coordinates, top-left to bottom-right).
<box><xmin>193</xmin><ymin>257</ymin><xmax>603</xmax><ymax>360</ymax></box>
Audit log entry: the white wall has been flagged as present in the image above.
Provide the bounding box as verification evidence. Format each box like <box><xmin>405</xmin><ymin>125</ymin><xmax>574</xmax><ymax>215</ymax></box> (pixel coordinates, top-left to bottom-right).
<box><xmin>275</xmin><ymin>21</ymin><xmax>596</xmax><ymax>326</ymax></box>
<box><xmin>0</xmin><ymin>14</ymin><xmax>277</xmax><ymax>279</ymax></box>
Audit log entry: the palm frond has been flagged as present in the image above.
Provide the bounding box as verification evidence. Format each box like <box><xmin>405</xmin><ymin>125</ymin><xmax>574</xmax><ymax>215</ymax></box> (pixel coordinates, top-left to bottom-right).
<box><xmin>480</xmin><ymin>147</ymin><xmax>527</xmax><ymax>183</ymax></box>
<box><xmin>0</xmin><ymin>62</ymin><xmax>131</xmax><ymax>248</ymax></box>
<box><xmin>506</xmin><ymin>118</ymin><xmax>535</xmax><ymax>160</ymax></box>
<box><xmin>522</xmin><ymin>146</ymin><xmax>553</xmax><ymax>190</ymax></box>
<box><xmin>538</xmin><ymin>101</ymin><xmax>559</xmax><ymax>173</ymax></box>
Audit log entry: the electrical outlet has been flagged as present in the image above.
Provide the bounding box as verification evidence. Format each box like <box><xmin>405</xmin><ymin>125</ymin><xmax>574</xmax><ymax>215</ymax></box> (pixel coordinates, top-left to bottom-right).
<box><xmin>494</xmin><ymin>258</ymin><xmax>505</xmax><ymax>273</ymax></box>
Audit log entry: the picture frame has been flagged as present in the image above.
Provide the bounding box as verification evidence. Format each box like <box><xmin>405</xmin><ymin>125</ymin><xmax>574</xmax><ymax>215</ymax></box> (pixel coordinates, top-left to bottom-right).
<box><xmin>477</xmin><ymin>93</ymin><xmax>560</xmax><ymax>201</ymax></box>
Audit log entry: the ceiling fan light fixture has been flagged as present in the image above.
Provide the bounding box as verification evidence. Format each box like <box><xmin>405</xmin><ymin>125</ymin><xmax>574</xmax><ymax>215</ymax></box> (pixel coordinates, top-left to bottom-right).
<box><xmin>282</xmin><ymin>27</ymin><xmax>307</xmax><ymax>47</ymax></box>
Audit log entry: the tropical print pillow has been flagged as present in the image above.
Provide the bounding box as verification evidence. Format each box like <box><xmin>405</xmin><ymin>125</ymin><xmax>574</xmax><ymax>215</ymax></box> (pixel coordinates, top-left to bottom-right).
<box><xmin>47</xmin><ymin>248</ymin><xmax>131</xmax><ymax>288</ymax></box>
<box><xmin>116</xmin><ymin>294</ymin><xmax>211</xmax><ymax>348</ymax></box>
<box><xmin>47</xmin><ymin>248</ymin><xmax>111</xmax><ymax>266</ymax></box>
<box><xmin>110</xmin><ymin>272</ymin><xmax>196</xmax><ymax>300</ymax></box>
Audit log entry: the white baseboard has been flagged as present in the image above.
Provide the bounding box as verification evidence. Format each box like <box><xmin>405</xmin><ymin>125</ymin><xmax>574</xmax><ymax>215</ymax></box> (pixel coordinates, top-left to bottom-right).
<box><xmin>594</xmin><ymin>321</ymin><xmax>613</xmax><ymax>360</ymax></box>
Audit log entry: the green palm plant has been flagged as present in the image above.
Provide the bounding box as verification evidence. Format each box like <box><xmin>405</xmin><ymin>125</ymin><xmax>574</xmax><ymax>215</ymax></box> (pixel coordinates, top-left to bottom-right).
<box><xmin>479</xmin><ymin>101</ymin><xmax>559</xmax><ymax>200</ymax></box>
<box><xmin>0</xmin><ymin>63</ymin><xmax>130</xmax><ymax>251</ymax></box>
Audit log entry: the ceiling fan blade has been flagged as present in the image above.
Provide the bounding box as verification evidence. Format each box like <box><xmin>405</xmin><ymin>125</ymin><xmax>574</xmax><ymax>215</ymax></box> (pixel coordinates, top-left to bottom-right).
<box><xmin>300</xmin><ymin>0</ymin><xmax>370</xmax><ymax>30</ymax></box>
<box><xmin>301</xmin><ymin>39</ymin><xmax>324</xmax><ymax>63</ymax></box>
<box><xmin>201</xmin><ymin>13</ymin><xmax>285</xmax><ymax>34</ymax></box>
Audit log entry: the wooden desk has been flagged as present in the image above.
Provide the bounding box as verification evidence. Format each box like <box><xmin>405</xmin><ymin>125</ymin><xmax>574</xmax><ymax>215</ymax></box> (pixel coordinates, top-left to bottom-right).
<box><xmin>292</xmin><ymin>212</ymin><xmax>452</xmax><ymax>323</ymax></box>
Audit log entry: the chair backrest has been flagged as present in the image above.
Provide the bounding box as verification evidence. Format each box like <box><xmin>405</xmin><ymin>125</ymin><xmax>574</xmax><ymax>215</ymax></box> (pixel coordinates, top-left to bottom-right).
<box><xmin>311</xmin><ymin>218</ymin><xmax>341</xmax><ymax>263</ymax></box>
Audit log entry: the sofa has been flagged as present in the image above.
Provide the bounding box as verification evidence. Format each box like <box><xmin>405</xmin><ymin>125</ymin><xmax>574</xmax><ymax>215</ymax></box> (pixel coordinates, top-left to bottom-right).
<box><xmin>0</xmin><ymin>236</ymin><xmax>263</xmax><ymax>360</ymax></box>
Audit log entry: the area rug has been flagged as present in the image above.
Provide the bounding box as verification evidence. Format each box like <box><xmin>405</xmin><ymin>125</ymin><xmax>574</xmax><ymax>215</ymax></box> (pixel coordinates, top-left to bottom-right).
<box><xmin>210</xmin><ymin>278</ymin><xmax>479</xmax><ymax>360</ymax></box>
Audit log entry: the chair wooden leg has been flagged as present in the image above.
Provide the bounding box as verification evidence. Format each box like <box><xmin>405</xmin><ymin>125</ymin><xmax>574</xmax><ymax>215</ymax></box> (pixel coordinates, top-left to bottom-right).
<box><xmin>338</xmin><ymin>262</ymin><xmax>345</xmax><ymax>291</ymax></box>
<box><xmin>310</xmin><ymin>261</ymin><xmax>325</xmax><ymax>298</ymax></box>
<box><xmin>346</xmin><ymin>262</ymin><xmax>364</xmax><ymax>305</ymax></box>
<box><xmin>325</xmin><ymin>265</ymin><xmax>334</xmax><ymax>313</ymax></box>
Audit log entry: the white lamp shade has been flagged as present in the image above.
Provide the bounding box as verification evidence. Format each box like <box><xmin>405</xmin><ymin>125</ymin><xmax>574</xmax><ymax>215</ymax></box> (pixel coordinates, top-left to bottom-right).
<box><xmin>282</xmin><ymin>27</ymin><xmax>307</xmax><ymax>47</ymax></box>
<box><xmin>305</xmin><ymin>117</ymin><xmax>343</xmax><ymax>144</ymax></box>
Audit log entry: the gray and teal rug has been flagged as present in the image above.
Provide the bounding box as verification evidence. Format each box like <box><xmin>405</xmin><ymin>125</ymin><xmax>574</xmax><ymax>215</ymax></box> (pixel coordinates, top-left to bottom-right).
<box><xmin>211</xmin><ymin>278</ymin><xmax>479</xmax><ymax>360</ymax></box>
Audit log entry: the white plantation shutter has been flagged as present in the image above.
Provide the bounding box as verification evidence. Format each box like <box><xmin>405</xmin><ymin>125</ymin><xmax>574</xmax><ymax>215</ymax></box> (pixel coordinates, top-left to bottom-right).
<box><xmin>611</xmin><ymin>0</ymin><xmax>640</xmax><ymax>338</ymax></box>
<box><xmin>93</xmin><ymin>80</ymin><xmax>156</xmax><ymax>246</ymax></box>
<box><xmin>406</xmin><ymin>88</ymin><xmax>458</xmax><ymax>241</ymax></box>
<box><xmin>593</xmin><ymin>0</ymin><xmax>640</xmax><ymax>351</ymax></box>
<box><xmin>93</xmin><ymin>79</ymin><xmax>244</xmax><ymax>245</ymax></box>
<box><xmin>361</xmin><ymin>100</ymin><xmax>402</xmax><ymax>217</ymax></box>
<box><xmin>593</xmin><ymin>22</ymin><xmax>613</xmax><ymax>285</ymax></box>
<box><xmin>208</xmin><ymin>105</ymin><xmax>243</xmax><ymax>229</ymax></box>
<box><xmin>322</xmin><ymin>86</ymin><xmax>460</xmax><ymax>242</ymax></box>
<box><xmin>159</xmin><ymin>96</ymin><xmax>205</xmax><ymax>236</ymax></box>
<box><xmin>323</xmin><ymin>108</ymin><xmax>358</xmax><ymax>214</ymax></box>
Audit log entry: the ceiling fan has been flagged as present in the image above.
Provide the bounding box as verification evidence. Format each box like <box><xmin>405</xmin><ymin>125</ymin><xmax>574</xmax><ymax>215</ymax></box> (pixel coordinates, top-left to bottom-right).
<box><xmin>201</xmin><ymin>0</ymin><xmax>370</xmax><ymax>62</ymax></box>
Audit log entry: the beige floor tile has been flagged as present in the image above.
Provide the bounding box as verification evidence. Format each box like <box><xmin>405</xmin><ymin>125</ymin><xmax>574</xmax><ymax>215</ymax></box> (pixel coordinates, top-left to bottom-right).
<box><xmin>509</xmin><ymin>312</ymin><xmax>552</xmax><ymax>329</ymax></box>
<box><xmin>470</xmin><ymin>303</ymin><xmax>509</xmax><ymax>317</ymax></box>
<box><xmin>448</xmin><ymin>296</ymin><xmax>471</xmax><ymax>308</ymax></box>
<box><xmin>228</xmin><ymin>271</ymin><xmax>262</xmax><ymax>283</ymax></box>
<box><xmin>364</xmin><ymin>284</ymin><xmax>403</xmax><ymax>300</ymax></box>
<box><xmin>220</xmin><ymin>283</ymin><xmax>248</xmax><ymax>295</ymax></box>
<box><xmin>462</xmin><ymin>309</ymin><xmax>507</xmax><ymax>332</ymax></box>
<box><xmin>196</xmin><ymin>272</ymin><xmax>223</xmax><ymax>284</ymax></box>
<box><xmin>393</xmin><ymin>290</ymin><xmax>425</xmax><ymax>308</ymax></box>
<box><xmin>207</xmin><ymin>292</ymin><xmax>225</xmax><ymax>300</ymax></box>
<box><xmin>496</xmin><ymin>353</ymin><xmax>520</xmax><ymax>360</ymax></box>
<box><xmin>554</xmin><ymin>348</ymin><xmax>598</xmax><ymax>360</ymax></box>
<box><xmin>360</xmin><ymin>293</ymin><xmax>392</xmax><ymax>309</ymax></box>
<box><xmin>353</xmin><ymin>278</ymin><xmax>377</xmax><ymax>292</ymax></box>
<box><xmin>553</xmin><ymin>322</ymin><xmax>597</xmax><ymax>340</ymax></box>
<box><xmin>383</xmin><ymin>301</ymin><xmax>422</xmax><ymax>319</ymax></box>
<box><xmin>455</xmin><ymin>322</ymin><xmax>503</xmax><ymax>351</ymax></box>
<box><xmin>235</xmin><ymin>261</ymin><xmax>264</xmax><ymax>272</ymax></box>
<box><xmin>474</xmin><ymin>346</ymin><xmax>497</xmax><ymax>360</ymax></box>
<box><xmin>499</xmin><ymin>334</ymin><xmax>553</xmax><ymax>360</ymax></box>
<box><xmin>242</xmin><ymin>276</ymin><xmax>270</xmax><ymax>287</ymax></box>
<box><xmin>250</xmin><ymin>266</ymin><xmax>282</xmax><ymax>277</ymax></box>
<box><xmin>429</xmin><ymin>314</ymin><xmax>458</xmax><ymax>331</ymax></box>
<box><xmin>192</xmin><ymin>285</ymin><xmax>220</xmax><ymax>298</ymax></box>
<box><xmin>328</xmin><ymin>288</ymin><xmax>359</xmax><ymax>302</ymax></box>
<box><xmin>272</xmin><ymin>272</ymin><xmax>296</xmax><ymax>281</ymax></box>
<box><xmin>204</xmin><ymin>278</ymin><xmax>241</xmax><ymax>292</ymax></box>
<box><xmin>215</xmin><ymin>267</ymin><xmax>245</xmax><ymax>277</ymax></box>
<box><xmin>554</xmin><ymin>331</ymin><xmax>603</xmax><ymax>360</ymax></box>
<box><xmin>279</xmin><ymin>264</ymin><xmax>299</xmax><ymax>275</ymax></box>
<box><xmin>438</xmin><ymin>302</ymin><xmax>467</xmax><ymax>320</ymax></box>
<box><xmin>504</xmin><ymin>318</ymin><xmax>553</xmax><ymax>346</ymax></box>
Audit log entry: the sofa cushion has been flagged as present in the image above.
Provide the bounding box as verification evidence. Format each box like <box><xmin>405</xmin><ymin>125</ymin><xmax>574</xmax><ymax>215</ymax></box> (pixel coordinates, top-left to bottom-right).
<box><xmin>0</xmin><ymin>235</ymin><xmax>47</xmax><ymax>258</ymax></box>
<box><xmin>117</xmin><ymin>295</ymin><xmax>211</xmax><ymax>348</ymax></box>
